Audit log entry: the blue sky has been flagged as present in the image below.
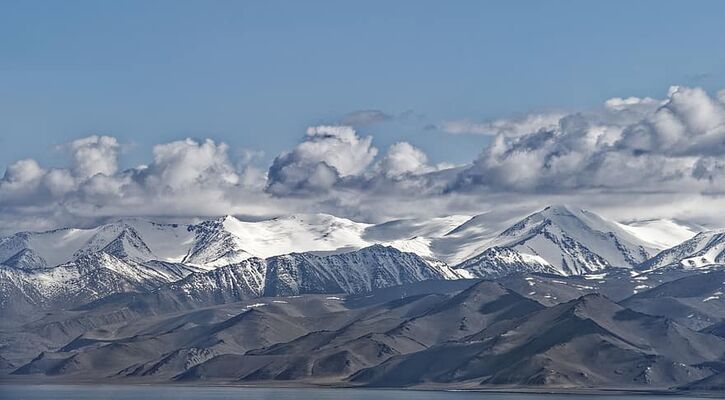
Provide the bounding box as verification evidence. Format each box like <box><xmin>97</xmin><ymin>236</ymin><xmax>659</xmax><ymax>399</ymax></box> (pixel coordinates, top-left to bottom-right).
<box><xmin>2</xmin><ymin>0</ymin><xmax>724</xmax><ymax>170</ymax></box>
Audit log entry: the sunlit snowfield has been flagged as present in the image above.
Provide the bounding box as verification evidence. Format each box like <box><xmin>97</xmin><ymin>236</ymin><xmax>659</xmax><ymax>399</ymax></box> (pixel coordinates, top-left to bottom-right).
<box><xmin>0</xmin><ymin>385</ymin><xmax>710</xmax><ymax>400</ymax></box>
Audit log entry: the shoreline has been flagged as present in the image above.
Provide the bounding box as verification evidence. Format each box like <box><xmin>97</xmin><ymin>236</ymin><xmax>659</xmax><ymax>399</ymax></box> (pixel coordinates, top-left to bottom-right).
<box><xmin>1</xmin><ymin>379</ymin><xmax>723</xmax><ymax>398</ymax></box>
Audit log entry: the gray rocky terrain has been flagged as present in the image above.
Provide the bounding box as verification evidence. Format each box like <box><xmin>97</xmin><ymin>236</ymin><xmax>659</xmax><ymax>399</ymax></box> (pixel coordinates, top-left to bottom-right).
<box><xmin>2</xmin><ymin>206</ymin><xmax>725</xmax><ymax>392</ymax></box>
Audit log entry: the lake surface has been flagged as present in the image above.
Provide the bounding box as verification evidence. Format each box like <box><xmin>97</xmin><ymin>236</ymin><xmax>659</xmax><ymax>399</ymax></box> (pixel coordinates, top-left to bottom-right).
<box><xmin>0</xmin><ymin>385</ymin><xmax>711</xmax><ymax>400</ymax></box>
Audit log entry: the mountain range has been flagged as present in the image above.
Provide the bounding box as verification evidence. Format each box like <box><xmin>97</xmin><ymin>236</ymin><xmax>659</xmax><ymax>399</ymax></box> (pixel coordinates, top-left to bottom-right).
<box><xmin>2</xmin><ymin>204</ymin><xmax>725</xmax><ymax>392</ymax></box>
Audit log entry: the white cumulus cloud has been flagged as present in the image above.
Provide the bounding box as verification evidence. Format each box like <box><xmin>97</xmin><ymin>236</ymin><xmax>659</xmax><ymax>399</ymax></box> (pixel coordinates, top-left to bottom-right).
<box><xmin>441</xmin><ymin>112</ymin><xmax>565</xmax><ymax>137</ymax></box>
<box><xmin>455</xmin><ymin>86</ymin><xmax>725</xmax><ymax>193</ymax></box>
<box><xmin>375</xmin><ymin>142</ymin><xmax>434</xmax><ymax>178</ymax></box>
<box><xmin>2</xmin><ymin>85</ymin><xmax>725</xmax><ymax>232</ymax></box>
<box><xmin>68</xmin><ymin>135</ymin><xmax>120</xmax><ymax>179</ymax></box>
<box><xmin>266</xmin><ymin>125</ymin><xmax>378</xmax><ymax>195</ymax></box>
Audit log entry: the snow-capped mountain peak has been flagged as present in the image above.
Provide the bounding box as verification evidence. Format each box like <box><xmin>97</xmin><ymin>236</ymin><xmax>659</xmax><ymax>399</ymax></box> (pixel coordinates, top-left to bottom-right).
<box><xmin>182</xmin><ymin>217</ymin><xmax>253</xmax><ymax>267</ymax></box>
<box><xmin>1</xmin><ymin>248</ymin><xmax>48</xmax><ymax>270</ymax></box>
<box><xmin>217</xmin><ymin>213</ymin><xmax>373</xmax><ymax>258</ymax></box>
<box><xmin>0</xmin><ymin>206</ymin><xmax>717</xmax><ymax>298</ymax></box>
<box><xmin>638</xmin><ymin>229</ymin><xmax>725</xmax><ymax>271</ymax></box>
<box><xmin>73</xmin><ymin>223</ymin><xmax>157</xmax><ymax>262</ymax></box>
<box><xmin>457</xmin><ymin>205</ymin><xmax>658</xmax><ymax>277</ymax></box>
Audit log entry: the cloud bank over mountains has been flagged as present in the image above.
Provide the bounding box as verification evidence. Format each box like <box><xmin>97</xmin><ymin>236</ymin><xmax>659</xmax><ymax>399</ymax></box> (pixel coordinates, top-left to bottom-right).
<box><xmin>2</xmin><ymin>86</ymin><xmax>725</xmax><ymax>232</ymax></box>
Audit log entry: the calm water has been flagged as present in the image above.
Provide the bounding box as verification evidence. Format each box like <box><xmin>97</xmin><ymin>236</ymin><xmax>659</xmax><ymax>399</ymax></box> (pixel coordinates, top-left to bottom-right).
<box><xmin>0</xmin><ymin>385</ymin><xmax>713</xmax><ymax>400</ymax></box>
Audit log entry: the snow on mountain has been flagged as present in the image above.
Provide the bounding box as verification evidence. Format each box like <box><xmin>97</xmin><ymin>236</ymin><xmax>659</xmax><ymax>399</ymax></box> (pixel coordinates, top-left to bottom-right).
<box><xmin>426</xmin><ymin>209</ymin><xmax>534</xmax><ymax>265</ymax></box>
<box><xmin>639</xmin><ymin>229</ymin><xmax>725</xmax><ymax>271</ymax></box>
<box><xmin>0</xmin><ymin>206</ymin><xmax>719</xmax><ymax>310</ymax></box>
<box><xmin>0</xmin><ymin>220</ymin><xmax>194</xmax><ymax>268</ymax></box>
<box><xmin>120</xmin><ymin>214</ymin><xmax>401</xmax><ymax>266</ymax></box>
<box><xmin>1</xmin><ymin>248</ymin><xmax>47</xmax><ymax>271</ymax></box>
<box><xmin>1</xmin><ymin>241</ymin><xmax>462</xmax><ymax>316</ymax></box>
<box><xmin>455</xmin><ymin>247</ymin><xmax>557</xmax><ymax>278</ymax></box>
<box><xmin>60</xmin><ymin>252</ymin><xmax>190</xmax><ymax>287</ymax></box>
<box><xmin>618</xmin><ymin>219</ymin><xmax>700</xmax><ymax>250</ymax></box>
<box><xmin>384</xmin><ymin>236</ymin><xmax>438</xmax><ymax>260</ymax></box>
<box><xmin>182</xmin><ymin>217</ymin><xmax>254</xmax><ymax>267</ymax></box>
<box><xmin>179</xmin><ymin>213</ymin><xmax>390</xmax><ymax>267</ymax></box>
<box><xmin>0</xmin><ymin>252</ymin><xmax>197</xmax><ymax>315</ymax></box>
<box><xmin>160</xmin><ymin>245</ymin><xmax>462</xmax><ymax>305</ymax></box>
<box><xmin>0</xmin><ymin>214</ymin><xmax>469</xmax><ymax>313</ymax></box>
<box><xmin>363</xmin><ymin>209</ymin><xmax>537</xmax><ymax>266</ymax></box>
<box><xmin>457</xmin><ymin>205</ymin><xmax>658</xmax><ymax>277</ymax></box>
<box><xmin>0</xmin><ymin>228</ymin><xmax>99</xmax><ymax>268</ymax></box>
<box><xmin>263</xmin><ymin>244</ymin><xmax>462</xmax><ymax>297</ymax></box>
<box><xmin>0</xmin><ymin>213</ymin><xmax>438</xmax><ymax>269</ymax></box>
<box><xmin>211</xmin><ymin>214</ymin><xmax>374</xmax><ymax>258</ymax></box>
<box><xmin>122</xmin><ymin>219</ymin><xmax>196</xmax><ymax>262</ymax></box>
<box><xmin>0</xmin><ymin>211</ymin><xmax>523</xmax><ymax>272</ymax></box>
<box><xmin>2</xmin><ymin>205</ymin><xmax>725</xmax><ymax>320</ymax></box>
<box><xmin>73</xmin><ymin>223</ymin><xmax>158</xmax><ymax>262</ymax></box>
<box><xmin>173</xmin><ymin>213</ymin><xmax>481</xmax><ymax>267</ymax></box>
<box><xmin>162</xmin><ymin>258</ymin><xmax>268</xmax><ymax>305</ymax></box>
<box><xmin>366</xmin><ymin>215</ymin><xmax>473</xmax><ymax>240</ymax></box>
